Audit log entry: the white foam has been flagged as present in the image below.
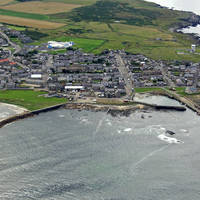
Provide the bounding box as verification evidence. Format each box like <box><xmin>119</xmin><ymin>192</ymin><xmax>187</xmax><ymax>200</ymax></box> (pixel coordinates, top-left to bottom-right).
<box><xmin>107</xmin><ymin>122</ymin><xmax>112</xmax><ymax>126</ymax></box>
<box><xmin>180</xmin><ymin>129</ymin><xmax>188</xmax><ymax>133</ymax></box>
<box><xmin>158</xmin><ymin>134</ymin><xmax>183</xmax><ymax>144</ymax></box>
<box><xmin>117</xmin><ymin>130</ymin><xmax>121</xmax><ymax>134</ymax></box>
<box><xmin>124</xmin><ymin>128</ymin><xmax>132</xmax><ymax>132</ymax></box>
<box><xmin>59</xmin><ymin>114</ymin><xmax>65</xmax><ymax>118</ymax></box>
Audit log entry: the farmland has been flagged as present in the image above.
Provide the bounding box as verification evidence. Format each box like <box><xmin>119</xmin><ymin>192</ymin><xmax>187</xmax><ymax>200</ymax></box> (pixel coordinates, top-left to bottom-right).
<box><xmin>0</xmin><ymin>0</ymin><xmax>14</xmax><ymax>6</ymax></box>
<box><xmin>0</xmin><ymin>9</ymin><xmax>49</xmax><ymax>20</ymax></box>
<box><xmin>0</xmin><ymin>2</ymin><xmax>82</xmax><ymax>14</ymax></box>
<box><xmin>0</xmin><ymin>15</ymin><xmax>65</xmax><ymax>29</ymax></box>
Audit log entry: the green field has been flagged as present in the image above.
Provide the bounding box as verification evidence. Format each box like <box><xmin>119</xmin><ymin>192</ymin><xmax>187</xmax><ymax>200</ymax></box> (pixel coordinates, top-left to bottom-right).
<box><xmin>0</xmin><ymin>9</ymin><xmax>49</xmax><ymax>20</ymax></box>
<box><xmin>0</xmin><ymin>90</ymin><xmax>67</xmax><ymax>111</ymax></box>
<box><xmin>7</xmin><ymin>25</ymin><xmax>26</xmax><ymax>31</ymax></box>
<box><xmin>32</xmin><ymin>36</ymin><xmax>105</xmax><ymax>52</ymax></box>
<box><xmin>134</xmin><ymin>87</ymin><xmax>163</xmax><ymax>93</ymax></box>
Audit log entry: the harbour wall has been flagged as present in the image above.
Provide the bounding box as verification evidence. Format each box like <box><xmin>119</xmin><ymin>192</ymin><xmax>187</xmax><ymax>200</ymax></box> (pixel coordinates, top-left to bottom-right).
<box><xmin>0</xmin><ymin>100</ymin><xmax>187</xmax><ymax>128</ymax></box>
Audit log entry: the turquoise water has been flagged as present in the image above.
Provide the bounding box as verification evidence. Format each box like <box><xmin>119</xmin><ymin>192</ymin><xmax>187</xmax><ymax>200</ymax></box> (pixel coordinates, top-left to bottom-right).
<box><xmin>0</xmin><ymin>97</ymin><xmax>200</xmax><ymax>199</ymax></box>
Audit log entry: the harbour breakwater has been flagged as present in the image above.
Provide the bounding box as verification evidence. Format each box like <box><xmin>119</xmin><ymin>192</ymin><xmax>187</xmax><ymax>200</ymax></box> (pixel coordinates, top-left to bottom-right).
<box><xmin>149</xmin><ymin>90</ymin><xmax>200</xmax><ymax>115</ymax></box>
<box><xmin>0</xmin><ymin>101</ymin><xmax>187</xmax><ymax>128</ymax></box>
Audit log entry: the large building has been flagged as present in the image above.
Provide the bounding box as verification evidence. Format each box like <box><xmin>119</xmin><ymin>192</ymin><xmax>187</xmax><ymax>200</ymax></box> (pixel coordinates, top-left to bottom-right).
<box><xmin>47</xmin><ymin>41</ymin><xmax>74</xmax><ymax>49</ymax></box>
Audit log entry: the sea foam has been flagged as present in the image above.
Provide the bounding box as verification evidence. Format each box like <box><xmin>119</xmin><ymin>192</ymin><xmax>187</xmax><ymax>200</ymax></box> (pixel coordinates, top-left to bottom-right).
<box><xmin>158</xmin><ymin>134</ymin><xmax>183</xmax><ymax>144</ymax></box>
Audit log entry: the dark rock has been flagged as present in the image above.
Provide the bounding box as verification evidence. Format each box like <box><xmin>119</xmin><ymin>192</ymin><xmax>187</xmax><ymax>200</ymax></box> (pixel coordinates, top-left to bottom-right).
<box><xmin>166</xmin><ymin>130</ymin><xmax>176</xmax><ymax>135</ymax></box>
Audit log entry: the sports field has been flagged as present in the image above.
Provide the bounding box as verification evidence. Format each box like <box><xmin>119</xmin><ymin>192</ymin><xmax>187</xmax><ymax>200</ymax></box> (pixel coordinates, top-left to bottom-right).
<box><xmin>0</xmin><ymin>2</ymin><xmax>82</xmax><ymax>14</ymax></box>
<box><xmin>0</xmin><ymin>15</ymin><xmax>65</xmax><ymax>29</ymax></box>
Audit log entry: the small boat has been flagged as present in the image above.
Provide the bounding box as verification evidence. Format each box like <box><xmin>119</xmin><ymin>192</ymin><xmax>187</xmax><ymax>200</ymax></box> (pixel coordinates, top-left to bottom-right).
<box><xmin>166</xmin><ymin>130</ymin><xmax>176</xmax><ymax>135</ymax></box>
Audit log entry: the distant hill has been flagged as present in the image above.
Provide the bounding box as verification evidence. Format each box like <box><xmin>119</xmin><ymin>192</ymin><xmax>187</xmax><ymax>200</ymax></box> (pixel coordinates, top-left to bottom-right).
<box><xmin>52</xmin><ymin>0</ymin><xmax>161</xmax><ymax>26</ymax></box>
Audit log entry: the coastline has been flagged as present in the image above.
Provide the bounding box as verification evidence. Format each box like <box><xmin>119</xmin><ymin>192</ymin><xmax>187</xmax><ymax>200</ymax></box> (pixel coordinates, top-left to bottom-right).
<box><xmin>0</xmin><ymin>98</ymin><xmax>187</xmax><ymax>129</ymax></box>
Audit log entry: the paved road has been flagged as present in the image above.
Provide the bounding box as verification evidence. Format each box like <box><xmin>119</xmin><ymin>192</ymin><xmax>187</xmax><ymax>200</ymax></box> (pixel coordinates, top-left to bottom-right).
<box><xmin>0</xmin><ymin>31</ymin><xmax>29</xmax><ymax>70</ymax></box>
<box><xmin>0</xmin><ymin>31</ymin><xmax>21</xmax><ymax>55</ymax></box>
<box><xmin>115</xmin><ymin>53</ymin><xmax>134</xmax><ymax>99</ymax></box>
<box><xmin>159</xmin><ymin>62</ymin><xmax>175</xmax><ymax>88</ymax></box>
<box><xmin>42</xmin><ymin>55</ymin><xmax>53</xmax><ymax>89</ymax></box>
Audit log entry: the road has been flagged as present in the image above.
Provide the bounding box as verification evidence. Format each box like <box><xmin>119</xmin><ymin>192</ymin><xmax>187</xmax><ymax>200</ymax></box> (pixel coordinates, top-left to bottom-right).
<box><xmin>159</xmin><ymin>62</ymin><xmax>175</xmax><ymax>88</ymax></box>
<box><xmin>0</xmin><ymin>31</ymin><xmax>29</xmax><ymax>70</ymax></box>
<box><xmin>0</xmin><ymin>31</ymin><xmax>21</xmax><ymax>55</ymax></box>
<box><xmin>115</xmin><ymin>53</ymin><xmax>134</xmax><ymax>99</ymax></box>
<box><xmin>42</xmin><ymin>55</ymin><xmax>53</xmax><ymax>89</ymax></box>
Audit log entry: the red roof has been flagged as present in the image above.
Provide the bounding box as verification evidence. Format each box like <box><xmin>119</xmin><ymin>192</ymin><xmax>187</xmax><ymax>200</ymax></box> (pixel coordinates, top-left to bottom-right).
<box><xmin>0</xmin><ymin>59</ymin><xmax>9</xmax><ymax>63</ymax></box>
<box><xmin>10</xmin><ymin>62</ymin><xmax>17</xmax><ymax>65</ymax></box>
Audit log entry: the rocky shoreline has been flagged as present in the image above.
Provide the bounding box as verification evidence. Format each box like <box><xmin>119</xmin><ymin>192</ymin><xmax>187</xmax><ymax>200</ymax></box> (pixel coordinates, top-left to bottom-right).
<box><xmin>0</xmin><ymin>97</ymin><xmax>188</xmax><ymax>129</ymax></box>
<box><xmin>172</xmin><ymin>12</ymin><xmax>200</xmax><ymax>42</ymax></box>
<box><xmin>65</xmin><ymin>103</ymin><xmax>148</xmax><ymax>117</ymax></box>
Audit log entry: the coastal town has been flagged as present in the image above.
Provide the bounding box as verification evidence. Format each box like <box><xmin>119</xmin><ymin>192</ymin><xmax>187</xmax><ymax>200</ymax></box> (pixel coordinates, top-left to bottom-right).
<box><xmin>0</xmin><ymin>24</ymin><xmax>200</xmax><ymax>102</ymax></box>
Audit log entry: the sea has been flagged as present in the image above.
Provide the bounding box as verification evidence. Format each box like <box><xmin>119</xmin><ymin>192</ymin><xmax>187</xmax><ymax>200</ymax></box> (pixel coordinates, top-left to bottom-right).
<box><xmin>145</xmin><ymin>0</ymin><xmax>200</xmax><ymax>36</ymax></box>
<box><xmin>0</xmin><ymin>96</ymin><xmax>200</xmax><ymax>199</ymax></box>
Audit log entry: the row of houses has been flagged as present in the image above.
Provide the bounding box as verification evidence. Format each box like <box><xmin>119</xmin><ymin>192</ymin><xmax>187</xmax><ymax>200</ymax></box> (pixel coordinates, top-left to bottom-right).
<box><xmin>1</xmin><ymin>26</ymin><xmax>33</xmax><ymax>44</ymax></box>
<box><xmin>120</xmin><ymin>52</ymin><xmax>168</xmax><ymax>87</ymax></box>
<box><xmin>1</xmin><ymin>24</ymin><xmax>200</xmax><ymax>97</ymax></box>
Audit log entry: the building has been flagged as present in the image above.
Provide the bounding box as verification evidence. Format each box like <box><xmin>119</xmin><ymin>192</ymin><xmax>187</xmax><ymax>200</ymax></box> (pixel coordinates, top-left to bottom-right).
<box><xmin>191</xmin><ymin>44</ymin><xmax>196</xmax><ymax>53</ymax></box>
<box><xmin>47</xmin><ymin>41</ymin><xmax>74</xmax><ymax>49</ymax></box>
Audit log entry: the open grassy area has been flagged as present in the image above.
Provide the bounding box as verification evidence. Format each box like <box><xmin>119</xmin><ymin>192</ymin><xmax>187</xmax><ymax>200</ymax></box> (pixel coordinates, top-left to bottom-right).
<box><xmin>0</xmin><ymin>8</ymin><xmax>49</xmax><ymax>20</ymax></box>
<box><xmin>0</xmin><ymin>90</ymin><xmax>67</xmax><ymax>111</ymax></box>
<box><xmin>32</xmin><ymin>35</ymin><xmax>105</xmax><ymax>52</ymax></box>
<box><xmin>57</xmin><ymin>36</ymin><xmax>105</xmax><ymax>52</ymax></box>
<box><xmin>7</xmin><ymin>25</ymin><xmax>26</xmax><ymax>31</ymax></box>
<box><xmin>134</xmin><ymin>87</ymin><xmax>163</xmax><ymax>93</ymax></box>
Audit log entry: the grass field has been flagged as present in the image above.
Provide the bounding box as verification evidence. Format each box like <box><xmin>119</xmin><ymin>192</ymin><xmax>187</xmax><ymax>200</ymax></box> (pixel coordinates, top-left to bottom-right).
<box><xmin>134</xmin><ymin>87</ymin><xmax>163</xmax><ymax>93</ymax></box>
<box><xmin>0</xmin><ymin>15</ymin><xmax>65</xmax><ymax>29</ymax></box>
<box><xmin>0</xmin><ymin>8</ymin><xmax>49</xmax><ymax>20</ymax></box>
<box><xmin>56</xmin><ymin>36</ymin><xmax>105</xmax><ymax>52</ymax></box>
<box><xmin>1</xmin><ymin>2</ymin><xmax>82</xmax><ymax>14</ymax></box>
<box><xmin>0</xmin><ymin>90</ymin><xmax>67</xmax><ymax>111</ymax></box>
<box><xmin>7</xmin><ymin>25</ymin><xmax>26</xmax><ymax>31</ymax></box>
<box><xmin>32</xmin><ymin>35</ymin><xmax>105</xmax><ymax>52</ymax></box>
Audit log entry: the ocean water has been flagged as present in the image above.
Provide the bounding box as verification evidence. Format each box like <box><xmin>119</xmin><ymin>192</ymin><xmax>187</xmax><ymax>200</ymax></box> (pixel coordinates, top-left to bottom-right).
<box><xmin>0</xmin><ymin>97</ymin><xmax>200</xmax><ymax>199</ymax></box>
<box><xmin>145</xmin><ymin>0</ymin><xmax>200</xmax><ymax>36</ymax></box>
<box><xmin>145</xmin><ymin>0</ymin><xmax>200</xmax><ymax>15</ymax></box>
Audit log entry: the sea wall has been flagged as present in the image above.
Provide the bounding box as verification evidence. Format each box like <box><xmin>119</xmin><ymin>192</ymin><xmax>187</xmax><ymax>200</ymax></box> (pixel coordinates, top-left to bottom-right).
<box><xmin>0</xmin><ymin>112</ymin><xmax>33</xmax><ymax>128</ymax></box>
<box><xmin>0</xmin><ymin>100</ymin><xmax>187</xmax><ymax>129</ymax></box>
<box><xmin>149</xmin><ymin>90</ymin><xmax>200</xmax><ymax>114</ymax></box>
<box><xmin>0</xmin><ymin>103</ymin><xmax>66</xmax><ymax>128</ymax></box>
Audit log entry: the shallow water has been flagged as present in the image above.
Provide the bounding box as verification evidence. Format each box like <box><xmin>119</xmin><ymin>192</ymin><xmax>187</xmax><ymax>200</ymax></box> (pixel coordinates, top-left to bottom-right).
<box><xmin>0</xmin><ymin>97</ymin><xmax>200</xmax><ymax>199</ymax></box>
